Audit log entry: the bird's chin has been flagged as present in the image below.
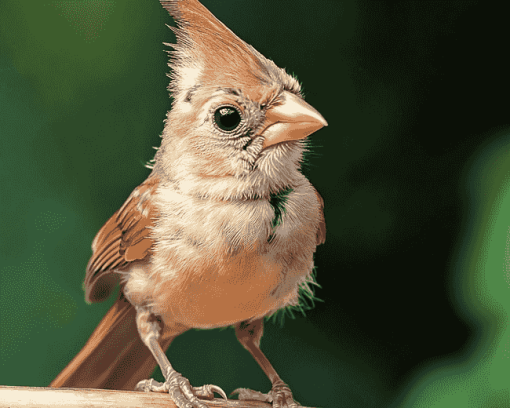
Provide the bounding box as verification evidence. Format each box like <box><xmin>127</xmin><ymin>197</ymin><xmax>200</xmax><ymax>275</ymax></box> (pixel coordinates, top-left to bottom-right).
<box><xmin>263</xmin><ymin>140</ymin><xmax>294</xmax><ymax>150</ymax></box>
<box><xmin>258</xmin><ymin>139</ymin><xmax>302</xmax><ymax>159</ymax></box>
<box><xmin>231</xmin><ymin>139</ymin><xmax>303</xmax><ymax>184</ymax></box>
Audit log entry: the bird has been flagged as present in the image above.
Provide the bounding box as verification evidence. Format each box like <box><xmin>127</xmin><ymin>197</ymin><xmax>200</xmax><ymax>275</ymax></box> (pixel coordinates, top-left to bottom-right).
<box><xmin>49</xmin><ymin>1</ymin><xmax>327</xmax><ymax>407</ymax></box>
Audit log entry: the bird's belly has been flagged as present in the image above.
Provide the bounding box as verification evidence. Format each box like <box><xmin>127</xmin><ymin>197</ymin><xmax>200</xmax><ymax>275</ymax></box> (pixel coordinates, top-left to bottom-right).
<box><xmin>154</xmin><ymin>250</ymin><xmax>288</xmax><ymax>328</ymax></box>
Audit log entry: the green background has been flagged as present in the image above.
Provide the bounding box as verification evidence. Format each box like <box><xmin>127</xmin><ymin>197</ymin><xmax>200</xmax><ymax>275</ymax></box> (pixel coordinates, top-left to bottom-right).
<box><xmin>1</xmin><ymin>1</ymin><xmax>509</xmax><ymax>407</ymax></box>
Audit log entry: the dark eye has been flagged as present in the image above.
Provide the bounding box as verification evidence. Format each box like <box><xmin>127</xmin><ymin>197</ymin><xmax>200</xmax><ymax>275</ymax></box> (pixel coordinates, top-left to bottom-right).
<box><xmin>214</xmin><ymin>106</ymin><xmax>242</xmax><ymax>132</ymax></box>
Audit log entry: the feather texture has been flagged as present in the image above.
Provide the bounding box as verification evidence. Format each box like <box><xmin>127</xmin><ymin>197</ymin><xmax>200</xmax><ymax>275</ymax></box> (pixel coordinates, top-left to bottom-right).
<box><xmin>84</xmin><ymin>174</ymin><xmax>160</xmax><ymax>303</ymax></box>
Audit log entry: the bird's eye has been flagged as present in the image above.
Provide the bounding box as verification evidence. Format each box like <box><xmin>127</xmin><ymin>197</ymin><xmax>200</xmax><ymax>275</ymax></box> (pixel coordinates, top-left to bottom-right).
<box><xmin>214</xmin><ymin>106</ymin><xmax>242</xmax><ymax>132</ymax></box>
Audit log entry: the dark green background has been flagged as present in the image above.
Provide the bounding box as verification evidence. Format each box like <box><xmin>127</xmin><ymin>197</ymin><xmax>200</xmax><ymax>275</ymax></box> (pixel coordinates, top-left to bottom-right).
<box><xmin>1</xmin><ymin>1</ymin><xmax>510</xmax><ymax>407</ymax></box>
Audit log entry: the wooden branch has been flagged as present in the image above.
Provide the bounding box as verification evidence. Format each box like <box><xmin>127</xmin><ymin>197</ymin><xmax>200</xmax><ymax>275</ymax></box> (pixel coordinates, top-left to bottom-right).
<box><xmin>0</xmin><ymin>386</ymin><xmax>314</xmax><ymax>408</ymax></box>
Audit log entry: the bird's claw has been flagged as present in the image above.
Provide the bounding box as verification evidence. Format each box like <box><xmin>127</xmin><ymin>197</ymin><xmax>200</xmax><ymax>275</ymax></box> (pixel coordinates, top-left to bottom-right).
<box><xmin>193</xmin><ymin>384</ymin><xmax>228</xmax><ymax>400</ymax></box>
<box><xmin>232</xmin><ymin>381</ymin><xmax>300</xmax><ymax>408</ymax></box>
<box><xmin>135</xmin><ymin>373</ymin><xmax>226</xmax><ymax>408</ymax></box>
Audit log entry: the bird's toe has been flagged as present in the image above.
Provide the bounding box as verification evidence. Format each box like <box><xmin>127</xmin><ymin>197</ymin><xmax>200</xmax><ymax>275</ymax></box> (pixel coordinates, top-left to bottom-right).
<box><xmin>231</xmin><ymin>382</ymin><xmax>301</xmax><ymax>408</ymax></box>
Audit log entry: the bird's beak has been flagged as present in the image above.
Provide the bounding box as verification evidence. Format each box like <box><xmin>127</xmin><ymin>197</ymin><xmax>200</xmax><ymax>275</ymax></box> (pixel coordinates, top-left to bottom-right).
<box><xmin>261</xmin><ymin>91</ymin><xmax>328</xmax><ymax>148</ymax></box>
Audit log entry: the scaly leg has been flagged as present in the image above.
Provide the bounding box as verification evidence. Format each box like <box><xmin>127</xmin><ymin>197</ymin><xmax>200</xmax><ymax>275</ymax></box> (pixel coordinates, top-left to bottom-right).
<box><xmin>232</xmin><ymin>319</ymin><xmax>300</xmax><ymax>408</ymax></box>
<box><xmin>134</xmin><ymin>307</ymin><xmax>227</xmax><ymax>408</ymax></box>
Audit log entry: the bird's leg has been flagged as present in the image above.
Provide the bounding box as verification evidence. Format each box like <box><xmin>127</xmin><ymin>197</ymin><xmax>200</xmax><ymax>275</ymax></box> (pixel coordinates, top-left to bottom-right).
<box><xmin>232</xmin><ymin>318</ymin><xmax>300</xmax><ymax>408</ymax></box>
<box><xmin>134</xmin><ymin>307</ymin><xmax>227</xmax><ymax>408</ymax></box>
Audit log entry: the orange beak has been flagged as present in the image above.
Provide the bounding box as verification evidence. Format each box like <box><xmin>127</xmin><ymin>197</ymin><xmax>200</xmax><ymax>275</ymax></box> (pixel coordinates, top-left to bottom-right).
<box><xmin>261</xmin><ymin>91</ymin><xmax>328</xmax><ymax>148</ymax></box>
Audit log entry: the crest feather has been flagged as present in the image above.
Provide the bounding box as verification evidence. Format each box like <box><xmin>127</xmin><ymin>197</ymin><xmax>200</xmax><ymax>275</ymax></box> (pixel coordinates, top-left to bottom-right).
<box><xmin>159</xmin><ymin>0</ymin><xmax>300</xmax><ymax>100</ymax></box>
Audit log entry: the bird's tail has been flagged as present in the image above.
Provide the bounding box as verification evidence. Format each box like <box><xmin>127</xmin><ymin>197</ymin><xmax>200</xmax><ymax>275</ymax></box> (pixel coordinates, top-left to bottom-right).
<box><xmin>50</xmin><ymin>293</ymin><xmax>171</xmax><ymax>391</ymax></box>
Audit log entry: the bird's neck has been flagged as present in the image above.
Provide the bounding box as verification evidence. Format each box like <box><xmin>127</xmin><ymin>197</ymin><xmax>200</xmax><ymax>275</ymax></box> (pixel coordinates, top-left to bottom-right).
<box><xmin>154</xmin><ymin>159</ymin><xmax>303</xmax><ymax>203</ymax></box>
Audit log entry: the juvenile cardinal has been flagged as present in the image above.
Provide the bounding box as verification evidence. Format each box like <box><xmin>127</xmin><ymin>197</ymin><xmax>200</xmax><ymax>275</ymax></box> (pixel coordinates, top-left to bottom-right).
<box><xmin>50</xmin><ymin>1</ymin><xmax>327</xmax><ymax>407</ymax></box>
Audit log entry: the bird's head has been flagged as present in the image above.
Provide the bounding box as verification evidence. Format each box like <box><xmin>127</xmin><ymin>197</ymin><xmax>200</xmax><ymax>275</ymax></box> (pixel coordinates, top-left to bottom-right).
<box><xmin>156</xmin><ymin>0</ymin><xmax>327</xmax><ymax>200</ymax></box>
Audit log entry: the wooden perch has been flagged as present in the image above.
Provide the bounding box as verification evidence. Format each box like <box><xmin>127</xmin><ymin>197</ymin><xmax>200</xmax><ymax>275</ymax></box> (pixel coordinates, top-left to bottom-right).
<box><xmin>0</xmin><ymin>386</ymin><xmax>314</xmax><ymax>408</ymax></box>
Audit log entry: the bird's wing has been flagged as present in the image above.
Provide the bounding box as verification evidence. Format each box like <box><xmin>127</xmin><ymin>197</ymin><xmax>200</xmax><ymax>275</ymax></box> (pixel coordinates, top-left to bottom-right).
<box><xmin>315</xmin><ymin>188</ymin><xmax>326</xmax><ymax>245</ymax></box>
<box><xmin>84</xmin><ymin>174</ymin><xmax>160</xmax><ymax>303</ymax></box>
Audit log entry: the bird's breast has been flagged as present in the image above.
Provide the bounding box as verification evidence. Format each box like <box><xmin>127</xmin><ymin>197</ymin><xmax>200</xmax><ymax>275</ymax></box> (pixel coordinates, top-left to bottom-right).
<box><xmin>155</xmin><ymin>249</ymin><xmax>291</xmax><ymax>328</ymax></box>
<box><xmin>141</xmin><ymin>181</ymin><xmax>321</xmax><ymax>328</ymax></box>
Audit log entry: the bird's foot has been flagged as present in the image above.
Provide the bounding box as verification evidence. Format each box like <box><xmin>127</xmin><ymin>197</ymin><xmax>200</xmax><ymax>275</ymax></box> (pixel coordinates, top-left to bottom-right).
<box><xmin>136</xmin><ymin>371</ymin><xmax>227</xmax><ymax>408</ymax></box>
<box><xmin>232</xmin><ymin>380</ymin><xmax>300</xmax><ymax>408</ymax></box>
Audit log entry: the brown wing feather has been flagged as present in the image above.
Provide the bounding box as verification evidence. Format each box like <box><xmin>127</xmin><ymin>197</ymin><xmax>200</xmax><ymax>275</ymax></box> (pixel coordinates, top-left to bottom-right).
<box><xmin>84</xmin><ymin>175</ymin><xmax>160</xmax><ymax>303</ymax></box>
<box><xmin>315</xmin><ymin>188</ymin><xmax>326</xmax><ymax>246</ymax></box>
